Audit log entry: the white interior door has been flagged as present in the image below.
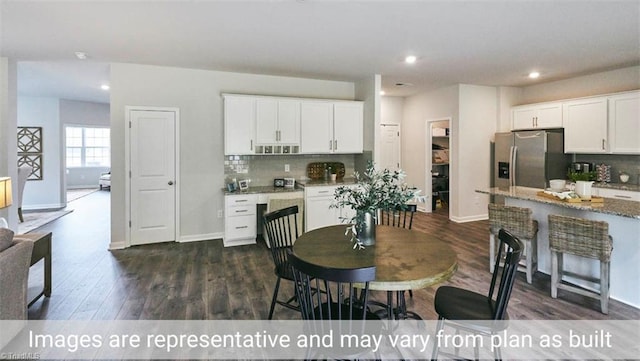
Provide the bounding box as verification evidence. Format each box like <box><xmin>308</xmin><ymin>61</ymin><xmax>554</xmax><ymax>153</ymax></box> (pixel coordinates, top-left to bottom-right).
<box><xmin>129</xmin><ymin>108</ymin><xmax>177</xmax><ymax>245</ymax></box>
<box><xmin>379</xmin><ymin>124</ymin><xmax>400</xmax><ymax>171</ymax></box>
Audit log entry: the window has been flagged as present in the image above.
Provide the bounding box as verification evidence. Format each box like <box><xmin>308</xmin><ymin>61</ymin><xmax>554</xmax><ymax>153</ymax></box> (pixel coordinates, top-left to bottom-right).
<box><xmin>65</xmin><ymin>126</ymin><xmax>110</xmax><ymax>167</ymax></box>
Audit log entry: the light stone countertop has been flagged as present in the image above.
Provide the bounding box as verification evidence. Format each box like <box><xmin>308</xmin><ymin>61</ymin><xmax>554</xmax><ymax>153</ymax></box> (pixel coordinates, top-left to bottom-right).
<box><xmin>222</xmin><ymin>185</ymin><xmax>303</xmax><ymax>196</ymax></box>
<box><xmin>477</xmin><ymin>186</ymin><xmax>640</xmax><ymax>220</ymax></box>
<box><xmin>296</xmin><ymin>177</ymin><xmax>358</xmax><ymax>188</ymax></box>
<box><xmin>593</xmin><ymin>182</ymin><xmax>640</xmax><ymax>192</ymax></box>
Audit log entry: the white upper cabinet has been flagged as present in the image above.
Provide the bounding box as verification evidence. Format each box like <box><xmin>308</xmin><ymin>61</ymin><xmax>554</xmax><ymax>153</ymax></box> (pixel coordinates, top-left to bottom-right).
<box><xmin>300</xmin><ymin>101</ymin><xmax>334</xmax><ymax>153</ymax></box>
<box><xmin>224</xmin><ymin>95</ymin><xmax>255</xmax><ymax>155</ymax></box>
<box><xmin>608</xmin><ymin>91</ymin><xmax>640</xmax><ymax>154</ymax></box>
<box><xmin>333</xmin><ymin>102</ymin><xmax>364</xmax><ymax>154</ymax></box>
<box><xmin>255</xmin><ymin>98</ymin><xmax>301</xmax><ymax>145</ymax></box>
<box><xmin>563</xmin><ymin>96</ymin><xmax>609</xmax><ymax>153</ymax></box>
<box><xmin>512</xmin><ymin>102</ymin><xmax>562</xmax><ymax>130</ymax></box>
<box><xmin>300</xmin><ymin>100</ymin><xmax>363</xmax><ymax>154</ymax></box>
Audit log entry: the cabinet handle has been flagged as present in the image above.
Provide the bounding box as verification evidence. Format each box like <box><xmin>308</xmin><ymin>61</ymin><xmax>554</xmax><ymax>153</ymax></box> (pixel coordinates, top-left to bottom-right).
<box><xmin>614</xmin><ymin>195</ymin><xmax>632</xmax><ymax>199</ymax></box>
<box><xmin>235</xmin><ymin>199</ymin><xmax>248</xmax><ymax>203</ymax></box>
<box><xmin>318</xmin><ymin>191</ymin><xmax>330</xmax><ymax>194</ymax></box>
<box><xmin>329</xmin><ymin>140</ymin><xmax>333</xmax><ymax>150</ymax></box>
<box><xmin>235</xmin><ymin>226</ymin><xmax>248</xmax><ymax>229</ymax></box>
<box><xmin>602</xmin><ymin>139</ymin><xmax>606</xmax><ymax>150</ymax></box>
<box><xmin>334</xmin><ymin>140</ymin><xmax>337</xmax><ymax>150</ymax></box>
<box><xmin>235</xmin><ymin>209</ymin><xmax>248</xmax><ymax>213</ymax></box>
<box><xmin>250</xmin><ymin>140</ymin><xmax>253</xmax><ymax>151</ymax></box>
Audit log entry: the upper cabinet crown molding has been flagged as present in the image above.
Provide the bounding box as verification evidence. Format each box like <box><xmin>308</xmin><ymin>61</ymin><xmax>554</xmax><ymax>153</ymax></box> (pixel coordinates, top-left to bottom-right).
<box><xmin>224</xmin><ymin>93</ymin><xmax>363</xmax><ymax>156</ymax></box>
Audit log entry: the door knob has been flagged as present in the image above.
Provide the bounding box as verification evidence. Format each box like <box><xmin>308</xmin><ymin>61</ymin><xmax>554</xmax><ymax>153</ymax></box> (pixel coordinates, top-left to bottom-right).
<box><xmin>168</xmin><ymin>181</ymin><xmax>174</xmax><ymax>185</ymax></box>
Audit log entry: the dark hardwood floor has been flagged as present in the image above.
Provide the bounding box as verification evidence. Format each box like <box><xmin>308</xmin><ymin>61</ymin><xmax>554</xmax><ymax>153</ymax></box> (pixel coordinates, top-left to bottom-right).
<box><xmin>27</xmin><ymin>192</ymin><xmax>639</xmax><ymax>321</ymax></box>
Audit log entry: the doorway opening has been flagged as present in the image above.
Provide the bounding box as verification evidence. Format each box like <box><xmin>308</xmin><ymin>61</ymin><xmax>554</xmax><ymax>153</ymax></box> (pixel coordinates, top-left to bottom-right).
<box><xmin>425</xmin><ymin>118</ymin><xmax>451</xmax><ymax>216</ymax></box>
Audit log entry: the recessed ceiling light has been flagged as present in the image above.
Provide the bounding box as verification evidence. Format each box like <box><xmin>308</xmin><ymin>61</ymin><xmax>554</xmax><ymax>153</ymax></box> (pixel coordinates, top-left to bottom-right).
<box><xmin>528</xmin><ymin>71</ymin><xmax>540</xmax><ymax>79</ymax></box>
<box><xmin>380</xmin><ymin>90</ymin><xmax>386</xmax><ymax>96</ymax></box>
<box><xmin>405</xmin><ymin>55</ymin><xmax>417</xmax><ymax>64</ymax></box>
<box><xmin>75</xmin><ymin>51</ymin><xmax>88</xmax><ymax>60</ymax></box>
<box><xmin>100</xmin><ymin>84</ymin><xmax>110</xmax><ymax>91</ymax></box>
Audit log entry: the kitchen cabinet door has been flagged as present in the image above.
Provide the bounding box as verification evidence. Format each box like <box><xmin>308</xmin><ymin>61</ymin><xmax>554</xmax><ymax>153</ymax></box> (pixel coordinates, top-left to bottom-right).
<box><xmin>305</xmin><ymin>194</ymin><xmax>340</xmax><ymax>231</ymax></box>
<box><xmin>256</xmin><ymin>98</ymin><xmax>301</xmax><ymax>145</ymax></box>
<box><xmin>333</xmin><ymin>102</ymin><xmax>364</xmax><ymax>153</ymax></box>
<box><xmin>609</xmin><ymin>91</ymin><xmax>640</xmax><ymax>154</ymax></box>
<box><xmin>301</xmin><ymin>101</ymin><xmax>333</xmax><ymax>153</ymax></box>
<box><xmin>224</xmin><ymin>95</ymin><xmax>255</xmax><ymax>155</ymax></box>
<box><xmin>277</xmin><ymin>99</ymin><xmax>301</xmax><ymax>144</ymax></box>
<box><xmin>594</xmin><ymin>187</ymin><xmax>640</xmax><ymax>201</ymax></box>
<box><xmin>512</xmin><ymin>102</ymin><xmax>562</xmax><ymax>130</ymax></box>
<box><xmin>563</xmin><ymin>97</ymin><xmax>608</xmax><ymax>153</ymax></box>
<box><xmin>255</xmin><ymin>98</ymin><xmax>279</xmax><ymax>144</ymax></box>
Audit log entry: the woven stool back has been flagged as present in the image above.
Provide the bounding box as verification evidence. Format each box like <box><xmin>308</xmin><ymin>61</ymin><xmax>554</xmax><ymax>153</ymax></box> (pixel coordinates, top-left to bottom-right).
<box><xmin>488</xmin><ymin>203</ymin><xmax>537</xmax><ymax>239</ymax></box>
<box><xmin>548</xmin><ymin>214</ymin><xmax>612</xmax><ymax>261</ymax></box>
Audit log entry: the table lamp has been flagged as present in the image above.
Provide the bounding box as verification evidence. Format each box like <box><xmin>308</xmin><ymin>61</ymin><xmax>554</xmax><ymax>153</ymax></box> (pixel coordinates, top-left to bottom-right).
<box><xmin>0</xmin><ymin>177</ymin><xmax>12</xmax><ymax>228</ymax></box>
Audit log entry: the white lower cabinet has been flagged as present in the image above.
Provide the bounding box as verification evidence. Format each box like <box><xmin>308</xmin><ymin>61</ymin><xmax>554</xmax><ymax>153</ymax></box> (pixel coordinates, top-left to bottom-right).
<box><xmin>224</xmin><ymin>194</ymin><xmax>258</xmax><ymax>247</ymax></box>
<box><xmin>593</xmin><ymin>188</ymin><xmax>640</xmax><ymax>202</ymax></box>
<box><xmin>304</xmin><ymin>185</ymin><xmax>356</xmax><ymax>232</ymax></box>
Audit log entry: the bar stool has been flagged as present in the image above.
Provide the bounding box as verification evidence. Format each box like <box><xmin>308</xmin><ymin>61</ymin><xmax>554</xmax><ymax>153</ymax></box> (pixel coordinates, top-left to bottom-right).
<box><xmin>548</xmin><ymin>214</ymin><xmax>612</xmax><ymax>314</ymax></box>
<box><xmin>488</xmin><ymin>203</ymin><xmax>538</xmax><ymax>284</ymax></box>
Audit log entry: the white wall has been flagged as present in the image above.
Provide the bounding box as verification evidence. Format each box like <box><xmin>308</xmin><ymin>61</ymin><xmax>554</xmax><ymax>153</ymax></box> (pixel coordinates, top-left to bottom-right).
<box><xmin>355</xmin><ymin>74</ymin><xmax>379</xmax><ymax>171</ymax></box>
<box><xmin>402</xmin><ymin>85</ymin><xmax>459</xmax><ymax>191</ymax></box>
<box><xmin>381</xmin><ymin>96</ymin><xmax>404</xmax><ymax>125</ymax></box>
<box><xmin>456</xmin><ymin>84</ymin><xmax>497</xmax><ymax>222</ymax></box>
<box><xmin>0</xmin><ymin>58</ymin><xmax>19</xmax><ymax>229</ymax></box>
<box><xmin>17</xmin><ymin>96</ymin><xmax>64</xmax><ymax>210</ymax></box>
<box><xmin>496</xmin><ymin>86</ymin><xmax>521</xmax><ymax>133</ymax></box>
<box><xmin>109</xmin><ymin>63</ymin><xmax>356</xmax><ymax>248</ymax></box>
<box><xmin>60</xmin><ymin>99</ymin><xmax>110</xmax><ymax>189</ymax></box>
<box><xmin>519</xmin><ymin>65</ymin><xmax>640</xmax><ymax>104</ymax></box>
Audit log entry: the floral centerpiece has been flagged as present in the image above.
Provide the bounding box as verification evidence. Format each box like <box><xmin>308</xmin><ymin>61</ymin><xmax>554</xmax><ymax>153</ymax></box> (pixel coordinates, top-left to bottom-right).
<box><xmin>331</xmin><ymin>161</ymin><xmax>417</xmax><ymax>249</ymax></box>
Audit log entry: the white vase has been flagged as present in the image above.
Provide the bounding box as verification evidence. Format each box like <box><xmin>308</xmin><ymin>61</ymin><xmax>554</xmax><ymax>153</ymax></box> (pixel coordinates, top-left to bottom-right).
<box><xmin>575</xmin><ymin>181</ymin><xmax>594</xmax><ymax>200</ymax></box>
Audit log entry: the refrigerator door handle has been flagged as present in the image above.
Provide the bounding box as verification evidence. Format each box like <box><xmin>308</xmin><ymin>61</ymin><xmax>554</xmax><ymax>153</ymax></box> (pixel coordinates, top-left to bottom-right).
<box><xmin>515</xmin><ymin>131</ymin><xmax>543</xmax><ymax>139</ymax></box>
<box><xmin>510</xmin><ymin>145</ymin><xmax>518</xmax><ymax>187</ymax></box>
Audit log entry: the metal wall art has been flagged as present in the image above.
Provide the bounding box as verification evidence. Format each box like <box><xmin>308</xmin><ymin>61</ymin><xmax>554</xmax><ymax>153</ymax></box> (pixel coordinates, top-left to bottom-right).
<box><xmin>17</xmin><ymin>126</ymin><xmax>43</xmax><ymax>180</ymax></box>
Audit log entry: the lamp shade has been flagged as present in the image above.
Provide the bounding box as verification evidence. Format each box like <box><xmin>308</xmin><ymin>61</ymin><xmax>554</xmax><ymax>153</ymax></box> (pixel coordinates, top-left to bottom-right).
<box><xmin>0</xmin><ymin>177</ymin><xmax>12</xmax><ymax>209</ymax></box>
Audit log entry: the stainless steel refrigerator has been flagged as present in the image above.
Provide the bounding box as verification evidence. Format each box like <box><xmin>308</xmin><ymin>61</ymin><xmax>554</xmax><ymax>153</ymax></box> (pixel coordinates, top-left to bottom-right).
<box><xmin>493</xmin><ymin>129</ymin><xmax>570</xmax><ymax>189</ymax></box>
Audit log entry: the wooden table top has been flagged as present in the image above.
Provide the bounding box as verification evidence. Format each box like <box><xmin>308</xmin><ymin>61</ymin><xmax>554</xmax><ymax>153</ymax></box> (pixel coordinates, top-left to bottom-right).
<box><xmin>292</xmin><ymin>225</ymin><xmax>458</xmax><ymax>291</ymax></box>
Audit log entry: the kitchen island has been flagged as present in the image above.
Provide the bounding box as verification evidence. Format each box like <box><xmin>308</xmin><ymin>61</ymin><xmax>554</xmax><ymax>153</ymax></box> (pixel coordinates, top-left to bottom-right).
<box><xmin>477</xmin><ymin>186</ymin><xmax>640</xmax><ymax>308</ymax></box>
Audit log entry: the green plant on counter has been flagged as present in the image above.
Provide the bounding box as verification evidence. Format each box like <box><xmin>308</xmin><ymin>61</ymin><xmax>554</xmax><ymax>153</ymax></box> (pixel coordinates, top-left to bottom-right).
<box><xmin>567</xmin><ymin>170</ymin><xmax>596</xmax><ymax>182</ymax></box>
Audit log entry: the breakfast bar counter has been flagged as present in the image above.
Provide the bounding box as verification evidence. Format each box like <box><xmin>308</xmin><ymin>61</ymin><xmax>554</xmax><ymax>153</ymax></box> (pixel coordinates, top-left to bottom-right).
<box><xmin>477</xmin><ymin>186</ymin><xmax>640</xmax><ymax>308</ymax></box>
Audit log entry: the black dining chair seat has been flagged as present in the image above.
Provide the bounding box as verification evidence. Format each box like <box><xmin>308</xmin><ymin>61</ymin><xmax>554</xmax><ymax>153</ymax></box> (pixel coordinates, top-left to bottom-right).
<box><xmin>431</xmin><ymin>229</ymin><xmax>523</xmax><ymax>360</ymax></box>
<box><xmin>434</xmin><ymin>286</ymin><xmax>509</xmax><ymax>322</ymax></box>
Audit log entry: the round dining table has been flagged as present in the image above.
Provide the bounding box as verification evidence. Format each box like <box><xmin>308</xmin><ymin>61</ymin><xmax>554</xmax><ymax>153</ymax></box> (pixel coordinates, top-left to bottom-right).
<box><xmin>292</xmin><ymin>224</ymin><xmax>458</xmax><ymax>292</ymax></box>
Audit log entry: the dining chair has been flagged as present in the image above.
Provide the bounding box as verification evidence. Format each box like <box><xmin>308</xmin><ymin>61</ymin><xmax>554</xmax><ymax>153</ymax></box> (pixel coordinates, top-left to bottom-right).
<box><xmin>288</xmin><ymin>250</ymin><xmax>382</xmax><ymax>360</ymax></box>
<box><xmin>376</xmin><ymin>203</ymin><xmax>418</xmax><ymax>318</ymax></box>
<box><xmin>431</xmin><ymin>229</ymin><xmax>523</xmax><ymax>361</ymax></box>
<box><xmin>263</xmin><ymin>205</ymin><xmax>301</xmax><ymax>319</ymax></box>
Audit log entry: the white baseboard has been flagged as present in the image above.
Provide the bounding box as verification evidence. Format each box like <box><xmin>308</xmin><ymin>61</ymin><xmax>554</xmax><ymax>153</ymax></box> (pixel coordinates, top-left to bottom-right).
<box><xmin>23</xmin><ymin>203</ymin><xmax>66</xmax><ymax>211</ymax></box>
<box><xmin>179</xmin><ymin>232</ymin><xmax>224</xmax><ymax>243</ymax></box>
<box><xmin>108</xmin><ymin>241</ymin><xmax>126</xmax><ymax>250</ymax></box>
<box><xmin>450</xmin><ymin>214</ymin><xmax>488</xmax><ymax>223</ymax></box>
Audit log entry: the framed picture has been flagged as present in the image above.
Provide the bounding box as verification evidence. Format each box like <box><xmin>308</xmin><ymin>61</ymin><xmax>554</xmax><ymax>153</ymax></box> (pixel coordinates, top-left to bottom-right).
<box><xmin>238</xmin><ymin>179</ymin><xmax>249</xmax><ymax>190</ymax></box>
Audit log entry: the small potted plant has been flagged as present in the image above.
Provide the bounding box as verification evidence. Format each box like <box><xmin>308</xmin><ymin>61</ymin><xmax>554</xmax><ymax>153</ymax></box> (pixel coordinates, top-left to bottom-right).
<box><xmin>568</xmin><ymin>170</ymin><xmax>596</xmax><ymax>199</ymax></box>
<box><xmin>331</xmin><ymin>161</ymin><xmax>417</xmax><ymax>249</ymax></box>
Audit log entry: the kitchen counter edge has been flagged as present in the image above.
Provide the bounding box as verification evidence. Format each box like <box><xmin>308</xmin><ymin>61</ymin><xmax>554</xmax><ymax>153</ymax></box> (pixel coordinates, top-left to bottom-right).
<box><xmin>476</xmin><ymin>186</ymin><xmax>640</xmax><ymax>220</ymax></box>
<box><xmin>223</xmin><ymin>186</ymin><xmax>303</xmax><ymax>196</ymax></box>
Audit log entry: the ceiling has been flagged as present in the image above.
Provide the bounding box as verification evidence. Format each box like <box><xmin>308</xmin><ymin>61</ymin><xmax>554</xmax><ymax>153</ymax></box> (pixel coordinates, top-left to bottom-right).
<box><xmin>3</xmin><ymin>1</ymin><xmax>639</xmax><ymax>104</ymax></box>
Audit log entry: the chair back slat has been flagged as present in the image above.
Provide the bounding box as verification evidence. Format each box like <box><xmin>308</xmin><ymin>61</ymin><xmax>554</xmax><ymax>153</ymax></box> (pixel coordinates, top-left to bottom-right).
<box><xmin>263</xmin><ymin>206</ymin><xmax>300</xmax><ymax>277</ymax></box>
<box><xmin>488</xmin><ymin>229</ymin><xmax>523</xmax><ymax>320</ymax></box>
<box><xmin>288</xmin><ymin>251</ymin><xmax>375</xmax><ymax>321</ymax></box>
<box><xmin>548</xmin><ymin>214</ymin><xmax>612</xmax><ymax>261</ymax></box>
<box><xmin>378</xmin><ymin>204</ymin><xmax>417</xmax><ymax>230</ymax></box>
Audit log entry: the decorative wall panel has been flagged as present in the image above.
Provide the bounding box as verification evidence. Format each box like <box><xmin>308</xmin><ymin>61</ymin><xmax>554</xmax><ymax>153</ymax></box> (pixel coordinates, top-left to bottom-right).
<box><xmin>17</xmin><ymin>126</ymin><xmax>43</xmax><ymax>180</ymax></box>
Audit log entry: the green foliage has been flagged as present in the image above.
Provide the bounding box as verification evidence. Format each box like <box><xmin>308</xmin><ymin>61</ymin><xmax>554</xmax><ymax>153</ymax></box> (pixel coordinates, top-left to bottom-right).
<box><xmin>567</xmin><ymin>170</ymin><xmax>596</xmax><ymax>182</ymax></box>
<box><xmin>331</xmin><ymin>161</ymin><xmax>417</xmax><ymax>248</ymax></box>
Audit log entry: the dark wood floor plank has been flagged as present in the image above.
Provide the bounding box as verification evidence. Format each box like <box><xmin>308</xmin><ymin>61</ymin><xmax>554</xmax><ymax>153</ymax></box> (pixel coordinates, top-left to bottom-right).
<box><xmin>27</xmin><ymin>192</ymin><xmax>640</xmax><ymax>322</ymax></box>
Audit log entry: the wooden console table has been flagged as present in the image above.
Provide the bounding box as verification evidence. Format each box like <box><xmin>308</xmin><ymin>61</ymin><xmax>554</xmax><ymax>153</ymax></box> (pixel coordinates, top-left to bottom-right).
<box><xmin>16</xmin><ymin>232</ymin><xmax>52</xmax><ymax>307</ymax></box>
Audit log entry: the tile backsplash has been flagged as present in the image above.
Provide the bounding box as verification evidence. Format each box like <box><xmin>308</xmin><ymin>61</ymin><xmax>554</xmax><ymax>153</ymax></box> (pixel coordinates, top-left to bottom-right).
<box><xmin>575</xmin><ymin>154</ymin><xmax>640</xmax><ymax>185</ymax></box>
<box><xmin>224</xmin><ymin>154</ymin><xmax>357</xmax><ymax>187</ymax></box>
